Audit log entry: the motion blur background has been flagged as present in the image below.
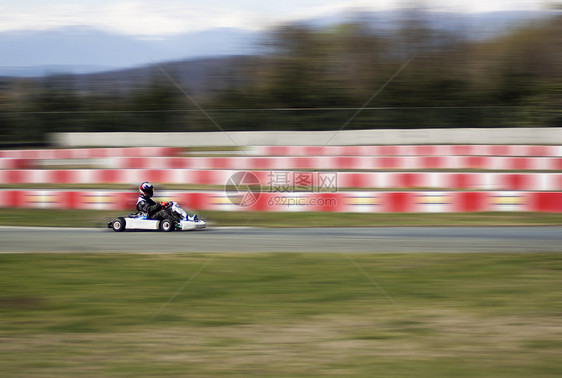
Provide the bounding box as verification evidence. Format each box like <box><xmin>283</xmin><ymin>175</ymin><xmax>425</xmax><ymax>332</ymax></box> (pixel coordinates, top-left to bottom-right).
<box><xmin>1</xmin><ymin>2</ymin><xmax>562</xmax><ymax>377</ymax></box>
<box><xmin>0</xmin><ymin>0</ymin><xmax>560</xmax><ymax>143</ymax></box>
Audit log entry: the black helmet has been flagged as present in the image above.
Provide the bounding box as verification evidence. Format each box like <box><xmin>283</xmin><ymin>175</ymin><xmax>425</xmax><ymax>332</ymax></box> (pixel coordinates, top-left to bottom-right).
<box><xmin>139</xmin><ymin>182</ymin><xmax>154</xmax><ymax>197</ymax></box>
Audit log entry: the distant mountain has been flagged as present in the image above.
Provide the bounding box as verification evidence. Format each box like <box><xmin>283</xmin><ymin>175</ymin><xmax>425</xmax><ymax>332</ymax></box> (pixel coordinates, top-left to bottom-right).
<box><xmin>0</xmin><ymin>27</ymin><xmax>259</xmax><ymax>77</ymax></box>
<box><xmin>0</xmin><ymin>9</ymin><xmax>555</xmax><ymax>77</ymax></box>
<box><xmin>74</xmin><ymin>55</ymin><xmax>259</xmax><ymax>96</ymax></box>
<box><xmin>0</xmin><ymin>65</ymin><xmax>120</xmax><ymax>77</ymax></box>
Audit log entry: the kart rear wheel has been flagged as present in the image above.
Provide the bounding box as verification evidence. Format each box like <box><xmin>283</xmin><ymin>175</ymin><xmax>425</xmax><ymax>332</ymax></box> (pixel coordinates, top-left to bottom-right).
<box><xmin>112</xmin><ymin>217</ymin><xmax>126</xmax><ymax>232</ymax></box>
<box><xmin>159</xmin><ymin>218</ymin><xmax>175</xmax><ymax>232</ymax></box>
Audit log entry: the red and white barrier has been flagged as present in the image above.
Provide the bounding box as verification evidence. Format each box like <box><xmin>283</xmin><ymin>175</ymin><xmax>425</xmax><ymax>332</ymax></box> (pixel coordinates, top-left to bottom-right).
<box><xmin>249</xmin><ymin>145</ymin><xmax>562</xmax><ymax>157</ymax></box>
<box><xmin>111</xmin><ymin>156</ymin><xmax>562</xmax><ymax>171</ymax></box>
<box><xmin>0</xmin><ymin>158</ymin><xmax>31</xmax><ymax>169</ymax></box>
<box><xmin>2</xmin><ymin>169</ymin><xmax>562</xmax><ymax>191</ymax></box>
<box><xmin>337</xmin><ymin>172</ymin><xmax>562</xmax><ymax>190</ymax></box>
<box><xmin>1</xmin><ymin>189</ymin><xmax>561</xmax><ymax>213</ymax></box>
<box><xmin>0</xmin><ymin>147</ymin><xmax>180</xmax><ymax>159</ymax></box>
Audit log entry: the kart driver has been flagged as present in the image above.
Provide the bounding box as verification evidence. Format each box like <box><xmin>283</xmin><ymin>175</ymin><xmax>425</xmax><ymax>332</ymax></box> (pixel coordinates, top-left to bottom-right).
<box><xmin>136</xmin><ymin>182</ymin><xmax>179</xmax><ymax>221</ymax></box>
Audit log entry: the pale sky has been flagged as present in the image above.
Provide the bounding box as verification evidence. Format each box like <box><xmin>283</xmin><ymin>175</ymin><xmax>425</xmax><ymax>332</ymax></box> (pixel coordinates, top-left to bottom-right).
<box><xmin>0</xmin><ymin>0</ymin><xmax>555</xmax><ymax>37</ymax></box>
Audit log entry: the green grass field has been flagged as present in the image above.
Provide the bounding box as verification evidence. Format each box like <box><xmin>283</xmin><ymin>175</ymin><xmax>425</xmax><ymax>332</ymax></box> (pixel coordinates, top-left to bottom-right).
<box><xmin>1</xmin><ymin>252</ymin><xmax>561</xmax><ymax>377</ymax></box>
<box><xmin>1</xmin><ymin>208</ymin><xmax>562</xmax><ymax>228</ymax></box>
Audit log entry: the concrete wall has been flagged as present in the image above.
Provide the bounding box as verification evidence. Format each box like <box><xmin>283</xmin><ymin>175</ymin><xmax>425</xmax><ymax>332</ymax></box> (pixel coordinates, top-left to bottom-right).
<box><xmin>52</xmin><ymin>128</ymin><xmax>562</xmax><ymax>147</ymax></box>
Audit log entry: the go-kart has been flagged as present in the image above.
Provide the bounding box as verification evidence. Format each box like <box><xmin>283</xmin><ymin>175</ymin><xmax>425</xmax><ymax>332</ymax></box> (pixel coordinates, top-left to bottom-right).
<box><xmin>108</xmin><ymin>202</ymin><xmax>206</xmax><ymax>232</ymax></box>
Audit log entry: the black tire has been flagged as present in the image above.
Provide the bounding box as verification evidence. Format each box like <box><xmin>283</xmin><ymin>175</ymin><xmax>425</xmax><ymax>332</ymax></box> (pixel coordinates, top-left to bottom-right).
<box><xmin>112</xmin><ymin>217</ymin><xmax>126</xmax><ymax>232</ymax></box>
<box><xmin>159</xmin><ymin>218</ymin><xmax>175</xmax><ymax>232</ymax></box>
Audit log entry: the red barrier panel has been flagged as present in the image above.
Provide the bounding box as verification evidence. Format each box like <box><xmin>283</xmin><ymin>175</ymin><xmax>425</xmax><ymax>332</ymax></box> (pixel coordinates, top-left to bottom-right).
<box><xmin>382</xmin><ymin>192</ymin><xmax>415</xmax><ymax>212</ymax></box>
<box><xmin>0</xmin><ymin>158</ymin><xmax>31</xmax><ymax>169</ymax></box>
<box><xmin>529</xmin><ymin>192</ymin><xmax>562</xmax><ymax>212</ymax></box>
<box><xmin>451</xmin><ymin>192</ymin><xmax>489</xmax><ymax>212</ymax></box>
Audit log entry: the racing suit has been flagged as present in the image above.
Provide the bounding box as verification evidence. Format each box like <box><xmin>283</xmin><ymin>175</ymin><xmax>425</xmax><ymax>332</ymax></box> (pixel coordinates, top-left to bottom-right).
<box><xmin>136</xmin><ymin>195</ymin><xmax>178</xmax><ymax>221</ymax></box>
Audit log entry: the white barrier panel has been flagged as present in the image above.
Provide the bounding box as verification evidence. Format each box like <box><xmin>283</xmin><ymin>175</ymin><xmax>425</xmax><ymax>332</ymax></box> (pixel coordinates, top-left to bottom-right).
<box><xmin>52</xmin><ymin>128</ymin><xmax>562</xmax><ymax>147</ymax></box>
<box><xmin>0</xmin><ymin>147</ymin><xmax>180</xmax><ymax>159</ymax></box>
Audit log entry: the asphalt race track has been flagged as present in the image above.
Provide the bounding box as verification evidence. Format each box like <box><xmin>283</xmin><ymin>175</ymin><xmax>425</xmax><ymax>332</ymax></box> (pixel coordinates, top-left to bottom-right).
<box><xmin>1</xmin><ymin>226</ymin><xmax>561</xmax><ymax>253</ymax></box>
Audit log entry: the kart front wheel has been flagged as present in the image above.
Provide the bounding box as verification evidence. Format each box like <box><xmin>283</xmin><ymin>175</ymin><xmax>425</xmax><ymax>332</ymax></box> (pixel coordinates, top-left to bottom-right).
<box><xmin>159</xmin><ymin>218</ymin><xmax>175</xmax><ymax>232</ymax></box>
<box><xmin>112</xmin><ymin>217</ymin><xmax>126</xmax><ymax>232</ymax></box>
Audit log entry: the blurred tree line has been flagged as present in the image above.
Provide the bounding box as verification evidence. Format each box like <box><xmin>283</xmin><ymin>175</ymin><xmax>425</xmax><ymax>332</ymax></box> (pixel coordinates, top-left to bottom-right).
<box><xmin>0</xmin><ymin>14</ymin><xmax>560</xmax><ymax>142</ymax></box>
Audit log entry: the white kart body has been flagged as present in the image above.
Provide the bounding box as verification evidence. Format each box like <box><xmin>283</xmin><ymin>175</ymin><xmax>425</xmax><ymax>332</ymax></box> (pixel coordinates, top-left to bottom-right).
<box><xmin>110</xmin><ymin>202</ymin><xmax>205</xmax><ymax>231</ymax></box>
<box><xmin>123</xmin><ymin>217</ymin><xmax>206</xmax><ymax>231</ymax></box>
